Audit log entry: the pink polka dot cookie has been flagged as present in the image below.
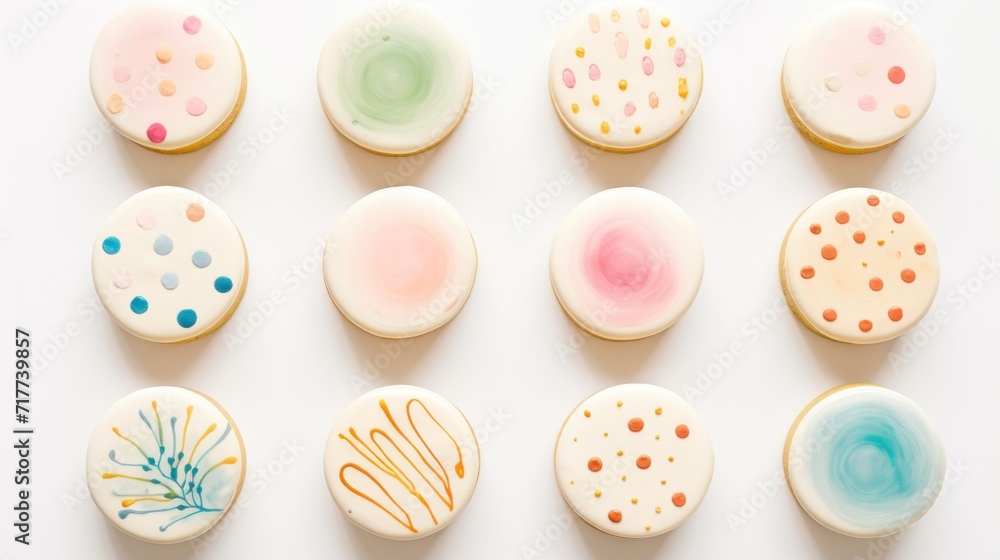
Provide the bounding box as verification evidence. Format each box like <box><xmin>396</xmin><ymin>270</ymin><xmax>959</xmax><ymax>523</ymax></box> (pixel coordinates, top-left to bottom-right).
<box><xmin>779</xmin><ymin>188</ymin><xmax>940</xmax><ymax>344</ymax></box>
<box><xmin>554</xmin><ymin>384</ymin><xmax>714</xmax><ymax>538</ymax></box>
<box><xmin>90</xmin><ymin>2</ymin><xmax>247</xmax><ymax>154</ymax></box>
<box><xmin>322</xmin><ymin>187</ymin><xmax>478</xmax><ymax>339</ymax></box>
<box><xmin>549</xmin><ymin>1</ymin><xmax>703</xmax><ymax>153</ymax></box>
<box><xmin>782</xmin><ymin>1</ymin><xmax>936</xmax><ymax>153</ymax></box>
<box><xmin>549</xmin><ymin>188</ymin><xmax>704</xmax><ymax>341</ymax></box>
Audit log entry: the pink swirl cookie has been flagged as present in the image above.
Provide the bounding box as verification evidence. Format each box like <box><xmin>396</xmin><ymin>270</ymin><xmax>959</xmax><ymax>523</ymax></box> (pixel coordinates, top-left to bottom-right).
<box><xmin>90</xmin><ymin>2</ymin><xmax>246</xmax><ymax>153</ymax></box>
<box><xmin>780</xmin><ymin>188</ymin><xmax>940</xmax><ymax>344</ymax></box>
<box><xmin>549</xmin><ymin>188</ymin><xmax>703</xmax><ymax>341</ymax></box>
<box><xmin>782</xmin><ymin>1</ymin><xmax>936</xmax><ymax>153</ymax></box>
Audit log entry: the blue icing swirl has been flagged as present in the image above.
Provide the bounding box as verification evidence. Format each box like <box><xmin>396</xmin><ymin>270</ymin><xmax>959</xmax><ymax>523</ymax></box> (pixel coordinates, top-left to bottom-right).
<box><xmin>806</xmin><ymin>400</ymin><xmax>943</xmax><ymax>530</ymax></box>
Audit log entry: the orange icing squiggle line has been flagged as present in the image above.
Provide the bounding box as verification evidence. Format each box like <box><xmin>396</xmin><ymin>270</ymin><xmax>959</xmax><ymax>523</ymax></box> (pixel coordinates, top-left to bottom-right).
<box><xmin>339</xmin><ymin>464</ymin><xmax>417</xmax><ymax>533</ymax></box>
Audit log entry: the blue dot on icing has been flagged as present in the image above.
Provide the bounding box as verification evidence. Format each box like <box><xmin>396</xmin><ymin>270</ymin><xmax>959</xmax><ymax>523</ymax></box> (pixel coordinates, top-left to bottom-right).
<box><xmin>192</xmin><ymin>250</ymin><xmax>212</xmax><ymax>268</ymax></box>
<box><xmin>214</xmin><ymin>276</ymin><xmax>233</xmax><ymax>293</ymax></box>
<box><xmin>177</xmin><ymin>309</ymin><xmax>197</xmax><ymax>328</ymax></box>
<box><xmin>130</xmin><ymin>296</ymin><xmax>148</xmax><ymax>314</ymax></box>
<box><xmin>154</xmin><ymin>234</ymin><xmax>174</xmax><ymax>256</ymax></box>
<box><xmin>161</xmin><ymin>271</ymin><xmax>179</xmax><ymax>290</ymax></box>
<box><xmin>102</xmin><ymin>236</ymin><xmax>121</xmax><ymax>255</ymax></box>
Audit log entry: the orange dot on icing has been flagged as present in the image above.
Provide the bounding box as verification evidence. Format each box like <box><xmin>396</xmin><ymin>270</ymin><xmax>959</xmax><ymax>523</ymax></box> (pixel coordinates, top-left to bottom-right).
<box><xmin>634</xmin><ymin>126</ymin><xmax>642</xmax><ymax>134</ymax></box>
<box><xmin>914</xmin><ymin>242</ymin><xmax>927</xmax><ymax>255</ymax></box>
<box><xmin>594</xmin><ymin>490</ymin><xmax>602</xmax><ymax>497</ymax></box>
<box><xmin>893</xmin><ymin>211</ymin><xmax>905</xmax><ymax>223</ymax></box>
<box><xmin>823</xmin><ymin>309</ymin><xmax>838</xmax><ymax>322</ymax></box>
<box><xmin>583</xmin><ymin>410</ymin><xmax>591</xmax><ymax>418</ymax></box>
<box><xmin>859</xmin><ymin>320</ymin><xmax>873</xmax><ymax>333</ymax></box>
<box><xmin>608</xmin><ymin>509</ymin><xmax>622</xmax><ymax>523</ymax></box>
<box><xmin>637</xmin><ymin>454</ymin><xmax>651</xmax><ymax>469</ymax></box>
<box><xmin>870</xmin><ymin>277</ymin><xmax>884</xmax><ymax>292</ymax></box>
<box><xmin>631</xmin><ymin>497</ymin><xmax>638</xmax><ymax>504</ymax></box>
<box><xmin>800</xmin><ymin>266</ymin><xmax>815</xmax><ymax>279</ymax></box>
<box><xmin>106</xmin><ymin>94</ymin><xmax>124</xmax><ymax>114</ymax></box>
<box><xmin>668</xmin><ymin>456</ymin><xmax>674</xmax><ymax>462</ymax></box>
<box><xmin>809</xmin><ymin>223</ymin><xmax>822</xmax><ymax>234</ymax></box>
<box><xmin>155</xmin><ymin>43</ymin><xmax>173</xmax><ymax>63</ymax></box>
<box><xmin>654</xmin><ymin>407</ymin><xmax>662</xmax><ymax>415</ymax></box>
<box><xmin>618</xmin><ymin>80</ymin><xmax>628</xmax><ymax>91</ymax></box>
<box><xmin>672</xmin><ymin>493</ymin><xmax>686</xmax><ymax>507</ymax></box>
<box><xmin>195</xmin><ymin>52</ymin><xmax>215</xmax><ymax>70</ymax></box>
<box><xmin>888</xmin><ymin>307</ymin><xmax>903</xmax><ymax>322</ymax></box>
<box><xmin>159</xmin><ymin>79</ymin><xmax>176</xmax><ymax>97</ymax></box>
<box><xmin>901</xmin><ymin>269</ymin><xmax>916</xmax><ymax>283</ymax></box>
<box><xmin>894</xmin><ymin>104</ymin><xmax>912</xmax><ymax>118</ymax></box>
<box><xmin>888</xmin><ymin>66</ymin><xmax>905</xmax><ymax>84</ymax></box>
<box><xmin>186</xmin><ymin>203</ymin><xmax>205</xmax><ymax>222</ymax></box>
<box><xmin>836</xmin><ymin>211</ymin><xmax>850</xmax><ymax>224</ymax></box>
<box><xmin>821</xmin><ymin>245</ymin><xmax>838</xmax><ymax>260</ymax></box>
<box><xmin>867</xmin><ymin>195</ymin><xmax>880</xmax><ymax>206</ymax></box>
<box><xmin>854</xmin><ymin>231</ymin><xmax>866</xmax><ymax>244</ymax></box>
<box><xmin>675</xmin><ymin>424</ymin><xmax>689</xmax><ymax>438</ymax></box>
<box><xmin>588</xmin><ymin>457</ymin><xmax>603</xmax><ymax>472</ymax></box>
<box><xmin>628</xmin><ymin>418</ymin><xmax>644</xmax><ymax>432</ymax></box>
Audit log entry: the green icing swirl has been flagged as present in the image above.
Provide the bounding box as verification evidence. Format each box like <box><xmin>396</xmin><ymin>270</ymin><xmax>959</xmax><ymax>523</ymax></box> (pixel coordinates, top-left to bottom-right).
<box><xmin>339</xmin><ymin>32</ymin><xmax>452</xmax><ymax>134</ymax></box>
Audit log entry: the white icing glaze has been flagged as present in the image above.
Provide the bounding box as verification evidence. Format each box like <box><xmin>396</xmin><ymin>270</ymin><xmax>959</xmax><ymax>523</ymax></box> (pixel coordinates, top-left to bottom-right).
<box><xmin>549</xmin><ymin>1</ymin><xmax>703</xmax><ymax>152</ymax></box>
<box><xmin>549</xmin><ymin>188</ymin><xmax>703</xmax><ymax>341</ymax></box>
<box><xmin>786</xmin><ymin>385</ymin><xmax>945</xmax><ymax>538</ymax></box>
<box><xmin>323</xmin><ymin>385</ymin><xmax>480</xmax><ymax>540</ymax></box>
<box><xmin>781</xmin><ymin>188</ymin><xmax>939</xmax><ymax>344</ymax></box>
<box><xmin>317</xmin><ymin>2</ymin><xmax>473</xmax><ymax>156</ymax></box>
<box><xmin>90</xmin><ymin>1</ymin><xmax>245</xmax><ymax>152</ymax></box>
<box><xmin>554</xmin><ymin>384</ymin><xmax>714</xmax><ymax>538</ymax></box>
<box><xmin>323</xmin><ymin>187</ymin><xmax>477</xmax><ymax>339</ymax></box>
<box><xmin>782</xmin><ymin>1</ymin><xmax>936</xmax><ymax>150</ymax></box>
<box><xmin>86</xmin><ymin>387</ymin><xmax>245</xmax><ymax>544</ymax></box>
<box><xmin>92</xmin><ymin>186</ymin><xmax>248</xmax><ymax>343</ymax></box>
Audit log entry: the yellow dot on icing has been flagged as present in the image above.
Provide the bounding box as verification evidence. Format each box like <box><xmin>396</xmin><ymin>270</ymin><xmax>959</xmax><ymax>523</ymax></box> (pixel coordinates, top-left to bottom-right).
<box><xmin>592</xmin><ymin>94</ymin><xmax>600</xmax><ymax>106</ymax></box>
<box><xmin>645</xmin><ymin>38</ymin><xmax>652</xmax><ymax>49</ymax></box>
<box><xmin>645</xmin><ymin>525</ymin><xmax>651</xmax><ymax>531</ymax></box>
<box><xmin>573</xmin><ymin>437</ymin><xmax>577</xmax><ymax>442</ymax></box>
<box><xmin>655</xmin><ymin>434</ymin><xmax>660</xmax><ymax>440</ymax></box>
<box><xmin>600</xmin><ymin>121</ymin><xmax>610</xmax><ymax>134</ymax></box>
<box><xmin>571</xmin><ymin>103</ymin><xmax>580</xmax><ymax>114</ymax></box>
<box><xmin>878</xmin><ymin>240</ymin><xmax>885</xmax><ymax>246</ymax></box>
<box><xmin>895</xmin><ymin>104</ymin><xmax>912</xmax><ymax>118</ymax></box>
<box><xmin>616</xmin><ymin>401</ymin><xmax>623</xmax><ymax>407</ymax></box>
<box><xmin>603</xmin><ymin>432</ymin><xmax>608</xmax><ymax>436</ymax></box>
<box><xmin>678</xmin><ymin>77</ymin><xmax>689</xmax><ymax>100</ymax></box>
<box><xmin>655</xmin><ymin>506</ymin><xmax>662</xmax><ymax>513</ymax></box>
<box><xmin>594</xmin><ymin>490</ymin><xmax>602</xmax><ymax>497</ymax></box>
<box><xmin>584</xmin><ymin>410</ymin><xmax>591</xmax><ymax>417</ymax></box>
<box><xmin>610</xmin><ymin>10</ymin><xmax>621</xmax><ymax>22</ymax></box>
<box><xmin>570</xmin><ymin>480</ymin><xmax>574</xmax><ymax>484</ymax></box>
<box><xmin>661</xmin><ymin>18</ymin><xmax>670</xmax><ymax>27</ymax></box>
<box><xmin>158</xmin><ymin>79</ymin><xmax>176</xmax><ymax>97</ymax></box>
<box><xmin>155</xmin><ymin>43</ymin><xmax>173</xmax><ymax>63</ymax></box>
<box><xmin>634</xmin><ymin>126</ymin><xmax>642</xmax><ymax>134</ymax></box>
<box><xmin>106</xmin><ymin>94</ymin><xmax>124</xmax><ymax>114</ymax></box>
<box><xmin>655</xmin><ymin>407</ymin><xmax>662</xmax><ymax>415</ymax></box>
<box><xmin>621</xmin><ymin>475</ymin><xmax>627</xmax><ymax>481</ymax></box>
<box><xmin>660</xmin><ymin>480</ymin><xmax>666</xmax><ymax>485</ymax></box>
<box><xmin>668</xmin><ymin>36</ymin><xmax>677</xmax><ymax>47</ymax></box>
<box><xmin>618</xmin><ymin>79</ymin><xmax>628</xmax><ymax>91</ymax></box>
<box><xmin>631</xmin><ymin>498</ymin><xmax>638</xmax><ymax>504</ymax></box>
<box><xmin>668</xmin><ymin>456</ymin><xmax>675</xmax><ymax>462</ymax></box>
<box><xmin>195</xmin><ymin>52</ymin><xmax>214</xmax><ymax>70</ymax></box>
<box><xmin>616</xmin><ymin>450</ymin><xmax>623</xmax><ymax>456</ymax></box>
<box><xmin>576</xmin><ymin>47</ymin><xmax>585</xmax><ymax>58</ymax></box>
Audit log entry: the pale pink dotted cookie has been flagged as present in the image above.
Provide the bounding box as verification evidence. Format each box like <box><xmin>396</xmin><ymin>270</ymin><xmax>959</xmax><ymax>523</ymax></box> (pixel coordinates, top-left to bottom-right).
<box><xmin>90</xmin><ymin>1</ymin><xmax>246</xmax><ymax>153</ymax></box>
<box><xmin>780</xmin><ymin>188</ymin><xmax>940</xmax><ymax>344</ymax></box>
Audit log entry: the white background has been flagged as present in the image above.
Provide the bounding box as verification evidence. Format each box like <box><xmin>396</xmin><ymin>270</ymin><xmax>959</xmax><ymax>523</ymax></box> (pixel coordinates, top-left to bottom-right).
<box><xmin>1</xmin><ymin>0</ymin><xmax>998</xmax><ymax>558</ymax></box>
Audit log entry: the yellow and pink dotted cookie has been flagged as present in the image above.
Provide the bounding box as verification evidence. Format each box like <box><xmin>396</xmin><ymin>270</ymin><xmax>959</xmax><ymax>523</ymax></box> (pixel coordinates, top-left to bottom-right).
<box><xmin>782</xmin><ymin>1</ymin><xmax>936</xmax><ymax>153</ymax></box>
<box><xmin>549</xmin><ymin>1</ymin><xmax>703</xmax><ymax>153</ymax></box>
<box><xmin>779</xmin><ymin>188</ymin><xmax>940</xmax><ymax>344</ymax></box>
<box><xmin>90</xmin><ymin>1</ymin><xmax>247</xmax><ymax>154</ymax></box>
<box><xmin>554</xmin><ymin>384</ymin><xmax>714</xmax><ymax>538</ymax></box>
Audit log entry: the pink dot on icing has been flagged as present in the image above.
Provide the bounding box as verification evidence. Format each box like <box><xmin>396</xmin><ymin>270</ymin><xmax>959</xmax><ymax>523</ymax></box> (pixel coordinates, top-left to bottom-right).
<box><xmin>146</xmin><ymin>123</ymin><xmax>167</xmax><ymax>144</ymax></box>
<box><xmin>562</xmin><ymin>68</ymin><xmax>576</xmax><ymax>89</ymax></box>
<box><xmin>674</xmin><ymin>48</ymin><xmax>686</xmax><ymax>67</ymax></box>
<box><xmin>642</xmin><ymin>56</ymin><xmax>654</xmax><ymax>76</ymax></box>
<box><xmin>112</xmin><ymin>268</ymin><xmax>134</xmax><ymax>289</ymax></box>
<box><xmin>183</xmin><ymin>15</ymin><xmax>202</xmax><ymax>34</ymax></box>
<box><xmin>136</xmin><ymin>208</ymin><xmax>157</xmax><ymax>230</ymax></box>
<box><xmin>589</xmin><ymin>64</ymin><xmax>601</xmax><ymax>81</ymax></box>
<box><xmin>624</xmin><ymin>102</ymin><xmax>636</xmax><ymax>117</ymax></box>
<box><xmin>615</xmin><ymin>32</ymin><xmax>628</xmax><ymax>59</ymax></box>
<box><xmin>113</xmin><ymin>65</ymin><xmax>132</xmax><ymax>83</ymax></box>
<box><xmin>858</xmin><ymin>95</ymin><xmax>878</xmax><ymax>112</ymax></box>
<box><xmin>186</xmin><ymin>97</ymin><xmax>207</xmax><ymax>116</ymax></box>
<box><xmin>649</xmin><ymin>92</ymin><xmax>659</xmax><ymax>109</ymax></box>
<box><xmin>868</xmin><ymin>27</ymin><xmax>887</xmax><ymax>45</ymax></box>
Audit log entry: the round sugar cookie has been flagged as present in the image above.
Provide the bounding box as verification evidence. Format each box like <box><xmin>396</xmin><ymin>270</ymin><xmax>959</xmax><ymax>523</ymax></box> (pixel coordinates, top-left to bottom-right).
<box><xmin>779</xmin><ymin>188</ymin><xmax>939</xmax><ymax>344</ymax></box>
<box><xmin>317</xmin><ymin>2</ymin><xmax>473</xmax><ymax>156</ymax></box>
<box><xmin>549</xmin><ymin>188</ymin><xmax>703</xmax><ymax>341</ymax></box>
<box><xmin>90</xmin><ymin>1</ymin><xmax>247</xmax><ymax>154</ymax></box>
<box><xmin>86</xmin><ymin>386</ymin><xmax>246</xmax><ymax>544</ymax></box>
<box><xmin>323</xmin><ymin>385</ymin><xmax>480</xmax><ymax>540</ymax></box>
<box><xmin>549</xmin><ymin>1</ymin><xmax>703</xmax><ymax>153</ymax></box>
<box><xmin>784</xmin><ymin>384</ymin><xmax>945</xmax><ymax>538</ymax></box>
<box><xmin>781</xmin><ymin>1</ymin><xmax>936</xmax><ymax>153</ymax></box>
<box><xmin>554</xmin><ymin>384</ymin><xmax>714</xmax><ymax>538</ymax></box>
<box><xmin>92</xmin><ymin>186</ymin><xmax>248</xmax><ymax>344</ymax></box>
<box><xmin>323</xmin><ymin>187</ymin><xmax>477</xmax><ymax>339</ymax></box>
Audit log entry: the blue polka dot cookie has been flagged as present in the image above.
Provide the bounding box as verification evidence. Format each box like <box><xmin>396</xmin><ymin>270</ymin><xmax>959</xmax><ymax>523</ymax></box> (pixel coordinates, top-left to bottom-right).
<box><xmin>92</xmin><ymin>187</ymin><xmax>247</xmax><ymax>343</ymax></box>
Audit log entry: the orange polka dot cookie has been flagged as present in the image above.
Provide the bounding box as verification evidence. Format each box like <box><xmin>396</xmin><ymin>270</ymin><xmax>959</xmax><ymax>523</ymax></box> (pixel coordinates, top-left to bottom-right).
<box><xmin>782</xmin><ymin>2</ymin><xmax>936</xmax><ymax>153</ymax></box>
<box><xmin>779</xmin><ymin>188</ymin><xmax>939</xmax><ymax>344</ymax></box>
<box><xmin>554</xmin><ymin>384</ymin><xmax>714</xmax><ymax>538</ymax></box>
<box><xmin>549</xmin><ymin>1</ymin><xmax>703</xmax><ymax>153</ymax></box>
<box><xmin>90</xmin><ymin>1</ymin><xmax>247</xmax><ymax>153</ymax></box>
